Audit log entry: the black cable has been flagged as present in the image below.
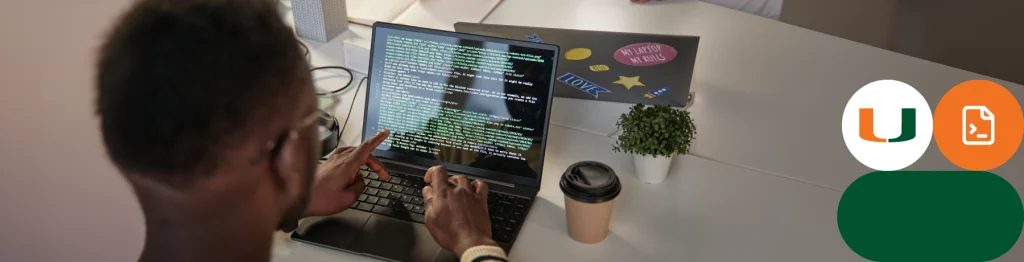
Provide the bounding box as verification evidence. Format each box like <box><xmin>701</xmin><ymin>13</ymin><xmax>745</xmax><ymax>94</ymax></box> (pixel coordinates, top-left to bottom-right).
<box><xmin>340</xmin><ymin>76</ymin><xmax>368</xmax><ymax>138</ymax></box>
<box><xmin>306</xmin><ymin>63</ymin><xmax>363</xmax><ymax>153</ymax></box>
<box><xmin>298</xmin><ymin>40</ymin><xmax>309</xmax><ymax>60</ymax></box>
<box><xmin>311</xmin><ymin>66</ymin><xmax>353</xmax><ymax>95</ymax></box>
<box><xmin>320</xmin><ymin>76</ymin><xmax>367</xmax><ymax>160</ymax></box>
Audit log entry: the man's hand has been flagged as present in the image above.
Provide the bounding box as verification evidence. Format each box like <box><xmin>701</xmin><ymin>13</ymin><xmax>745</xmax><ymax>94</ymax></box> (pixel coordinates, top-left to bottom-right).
<box><xmin>303</xmin><ymin>130</ymin><xmax>391</xmax><ymax>217</ymax></box>
<box><xmin>421</xmin><ymin>166</ymin><xmax>498</xmax><ymax>257</ymax></box>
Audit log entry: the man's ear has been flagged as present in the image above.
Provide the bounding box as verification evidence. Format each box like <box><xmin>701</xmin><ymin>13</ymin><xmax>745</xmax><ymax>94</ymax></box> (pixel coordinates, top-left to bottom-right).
<box><xmin>271</xmin><ymin>130</ymin><xmax>305</xmax><ymax>198</ymax></box>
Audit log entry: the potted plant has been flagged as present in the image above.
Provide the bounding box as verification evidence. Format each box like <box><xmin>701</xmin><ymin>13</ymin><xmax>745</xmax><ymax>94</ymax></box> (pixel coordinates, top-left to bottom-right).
<box><xmin>613</xmin><ymin>103</ymin><xmax>696</xmax><ymax>183</ymax></box>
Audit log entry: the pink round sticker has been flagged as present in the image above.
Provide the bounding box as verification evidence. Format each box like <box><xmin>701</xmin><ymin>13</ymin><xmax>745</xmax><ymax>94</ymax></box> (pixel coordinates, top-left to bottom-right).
<box><xmin>613</xmin><ymin>43</ymin><xmax>677</xmax><ymax>67</ymax></box>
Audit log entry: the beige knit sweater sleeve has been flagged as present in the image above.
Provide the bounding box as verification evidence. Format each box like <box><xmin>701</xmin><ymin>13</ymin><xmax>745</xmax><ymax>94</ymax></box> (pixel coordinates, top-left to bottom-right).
<box><xmin>460</xmin><ymin>245</ymin><xmax>508</xmax><ymax>262</ymax></box>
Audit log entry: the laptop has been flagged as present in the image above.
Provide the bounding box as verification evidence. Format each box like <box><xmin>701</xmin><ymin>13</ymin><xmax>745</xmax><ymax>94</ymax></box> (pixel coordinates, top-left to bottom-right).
<box><xmin>455</xmin><ymin>22</ymin><xmax>700</xmax><ymax>107</ymax></box>
<box><xmin>291</xmin><ymin>22</ymin><xmax>560</xmax><ymax>262</ymax></box>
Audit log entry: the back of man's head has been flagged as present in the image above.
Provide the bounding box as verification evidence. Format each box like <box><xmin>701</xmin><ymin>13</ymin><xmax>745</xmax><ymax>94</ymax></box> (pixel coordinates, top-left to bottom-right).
<box><xmin>96</xmin><ymin>0</ymin><xmax>309</xmax><ymax>188</ymax></box>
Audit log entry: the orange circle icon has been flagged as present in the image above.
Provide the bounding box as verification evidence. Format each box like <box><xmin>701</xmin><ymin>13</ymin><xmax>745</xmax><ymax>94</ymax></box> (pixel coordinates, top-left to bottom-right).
<box><xmin>933</xmin><ymin>80</ymin><xmax>1023</xmax><ymax>170</ymax></box>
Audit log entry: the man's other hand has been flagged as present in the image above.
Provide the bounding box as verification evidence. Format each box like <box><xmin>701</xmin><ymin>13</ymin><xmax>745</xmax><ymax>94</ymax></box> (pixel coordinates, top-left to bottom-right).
<box><xmin>421</xmin><ymin>166</ymin><xmax>498</xmax><ymax>257</ymax></box>
<box><xmin>304</xmin><ymin>130</ymin><xmax>391</xmax><ymax>217</ymax></box>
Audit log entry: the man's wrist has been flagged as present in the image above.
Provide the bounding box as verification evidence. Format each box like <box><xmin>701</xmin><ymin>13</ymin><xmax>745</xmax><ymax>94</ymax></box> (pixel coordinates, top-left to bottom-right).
<box><xmin>453</xmin><ymin>236</ymin><xmax>499</xmax><ymax>258</ymax></box>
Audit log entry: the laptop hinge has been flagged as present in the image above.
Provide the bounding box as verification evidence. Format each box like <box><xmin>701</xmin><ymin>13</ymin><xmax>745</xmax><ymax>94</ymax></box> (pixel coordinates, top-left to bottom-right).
<box><xmin>379</xmin><ymin>159</ymin><xmax>516</xmax><ymax>188</ymax></box>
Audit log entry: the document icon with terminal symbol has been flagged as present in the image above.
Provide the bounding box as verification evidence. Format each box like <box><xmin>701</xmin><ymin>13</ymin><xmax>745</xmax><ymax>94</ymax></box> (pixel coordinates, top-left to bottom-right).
<box><xmin>962</xmin><ymin>105</ymin><xmax>995</xmax><ymax>145</ymax></box>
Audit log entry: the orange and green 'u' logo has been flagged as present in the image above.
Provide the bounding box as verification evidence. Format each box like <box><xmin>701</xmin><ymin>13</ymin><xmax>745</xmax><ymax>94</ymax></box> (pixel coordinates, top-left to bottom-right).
<box><xmin>859</xmin><ymin>108</ymin><xmax>916</xmax><ymax>142</ymax></box>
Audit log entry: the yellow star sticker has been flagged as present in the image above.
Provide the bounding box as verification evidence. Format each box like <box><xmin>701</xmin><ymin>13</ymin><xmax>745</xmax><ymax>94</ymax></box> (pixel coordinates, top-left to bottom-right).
<box><xmin>613</xmin><ymin>76</ymin><xmax>645</xmax><ymax>90</ymax></box>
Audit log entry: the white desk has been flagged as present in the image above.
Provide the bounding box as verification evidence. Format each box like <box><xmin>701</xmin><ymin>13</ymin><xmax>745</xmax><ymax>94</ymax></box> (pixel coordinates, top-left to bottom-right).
<box><xmin>274</xmin><ymin>124</ymin><xmax>862</xmax><ymax>262</ymax></box>
<box><xmin>318</xmin><ymin>0</ymin><xmax>1024</xmax><ymax>192</ymax></box>
<box><xmin>481</xmin><ymin>0</ymin><xmax>1024</xmax><ymax>192</ymax></box>
<box><xmin>276</xmin><ymin>0</ymin><xmax>1024</xmax><ymax>261</ymax></box>
<box><xmin>279</xmin><ymin>31</ymin><xmax>861</xmax><ymax>262</ymax></box>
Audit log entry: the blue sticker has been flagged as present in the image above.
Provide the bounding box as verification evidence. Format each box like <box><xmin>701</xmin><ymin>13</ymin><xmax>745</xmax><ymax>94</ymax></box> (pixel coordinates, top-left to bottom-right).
<box><xmin>526</xmin><ymin>33</ymin><xmax>543</xmax><ymax>43</ymax></box>
<box><xmin>644</xmin><ymin>88</ymin><xmax>669</xmax><ymax>99</ymax></box>
<box><xmin>557</xmin><ymin>73</ymin><xmax>611</xmax><ymax>98</ymax></box>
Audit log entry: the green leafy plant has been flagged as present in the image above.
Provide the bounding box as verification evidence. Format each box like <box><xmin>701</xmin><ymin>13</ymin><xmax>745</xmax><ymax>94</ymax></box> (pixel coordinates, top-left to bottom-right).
<box><xmin>613</xmin><ymin>103</ymin><xmax>696</xmax><ymax>157</ymax></box>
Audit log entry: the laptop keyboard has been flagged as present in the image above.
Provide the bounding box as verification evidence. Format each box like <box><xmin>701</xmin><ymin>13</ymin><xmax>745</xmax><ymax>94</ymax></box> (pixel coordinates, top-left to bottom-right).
<box><xmin>487</xmin><ymin>187</ymin><xmax>531</xmax><ymax>243</ymax></box>
<box><xmin>352</xmin><ymin>167</ymin><xmax>530</xmax><ymax>243</ymax></box>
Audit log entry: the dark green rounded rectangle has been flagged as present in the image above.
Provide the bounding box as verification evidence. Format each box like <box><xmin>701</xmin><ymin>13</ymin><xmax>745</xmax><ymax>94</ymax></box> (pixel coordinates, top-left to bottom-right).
<box><xmin>838</xmin><ymin>171</ymin><xmax>1023</xmax><ymax>261</ymax></box>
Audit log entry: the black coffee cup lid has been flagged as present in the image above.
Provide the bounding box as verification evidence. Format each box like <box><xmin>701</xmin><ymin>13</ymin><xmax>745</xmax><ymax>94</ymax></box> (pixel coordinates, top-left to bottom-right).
<box><xmin>560</xmin><ymin>161</ymin><xmax>621</xmax><ymax>203</ymax></box>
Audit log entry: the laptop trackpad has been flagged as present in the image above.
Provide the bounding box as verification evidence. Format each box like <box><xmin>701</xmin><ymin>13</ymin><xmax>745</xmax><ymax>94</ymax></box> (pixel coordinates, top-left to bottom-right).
<box><xmin>357</xmin><ymin>215</ymin><xmax>455</xmax><ymax>262</ymax></box>
<box><xmin>292</xmin><ymin>209</ymin><xmax>371</xmax><ymax>250</ymax></box>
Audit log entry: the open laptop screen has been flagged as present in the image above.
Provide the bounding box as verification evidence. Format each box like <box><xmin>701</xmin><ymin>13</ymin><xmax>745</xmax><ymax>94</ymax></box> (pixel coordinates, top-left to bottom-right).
<box><xmin>363</xmin><ymin>23</ymin><xmax>558</xmax><ymax>186</ymax></box>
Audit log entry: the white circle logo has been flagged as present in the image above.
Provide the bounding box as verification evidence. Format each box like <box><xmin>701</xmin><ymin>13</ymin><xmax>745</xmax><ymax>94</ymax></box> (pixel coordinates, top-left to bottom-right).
<box><xmin>842</xmin><ymin>80</ymin><xmax>933</xmax><ymax>171</ymax></box>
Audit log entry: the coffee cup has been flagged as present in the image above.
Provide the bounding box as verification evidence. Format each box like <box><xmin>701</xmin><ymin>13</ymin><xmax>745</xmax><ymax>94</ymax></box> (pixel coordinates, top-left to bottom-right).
<box><xmin>560</xmin><ymin>161</ymin><xmax>622</xmax><ymax>244</ymax></box>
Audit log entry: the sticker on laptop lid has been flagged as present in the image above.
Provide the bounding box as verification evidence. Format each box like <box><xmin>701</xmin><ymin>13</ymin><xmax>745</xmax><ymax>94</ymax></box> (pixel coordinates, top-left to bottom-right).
<box><xmin>565</xmin><ymin>48</ymin><xmax>593</xmax><ymax>61</ymax></box>
<box><xmin>613</xmin><ymin>76</ymin><xmax>646</xmax><ymax>90</ymax></box>
<box><xmin>614</xmin><ymin>43</ymin><xmax>677</xmax><ymax>66</ymax></box>
<box><xmin>526</xmin><ymin>33</ymin><xmax>543</xmax><ymax>43</ymax></box>
<box><xmin>589</xmin><ymin>64</ymin><xmax>610</xmax><ymax>72</ymax></box>
<box><xmin>644</xmin><ymin>88</ymin><xmax>670</xmax><ymax>99</ymax></box>
<box><xmin>558</xmin><ymin>73</ymin><xmax>611</xmax><ymax>98</ymax></box>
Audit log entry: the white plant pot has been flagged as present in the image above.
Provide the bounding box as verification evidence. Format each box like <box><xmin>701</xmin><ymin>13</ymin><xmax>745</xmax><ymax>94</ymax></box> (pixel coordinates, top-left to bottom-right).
<box><xmin>632</xmin><ymin>154</ymin><xmax>675</xmax><ymax>184</ymax></box>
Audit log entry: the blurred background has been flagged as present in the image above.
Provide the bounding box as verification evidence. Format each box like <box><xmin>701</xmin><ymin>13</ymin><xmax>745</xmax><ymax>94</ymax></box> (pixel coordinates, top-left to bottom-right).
<box><xmin>781</xmin><ymin>0</ymin><xmax>1024</xmax><ymax>85</ymax></box>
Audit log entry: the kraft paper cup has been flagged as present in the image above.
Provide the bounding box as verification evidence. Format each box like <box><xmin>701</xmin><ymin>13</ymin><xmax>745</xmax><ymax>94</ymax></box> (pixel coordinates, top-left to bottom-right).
<box><xmin>560</xmin><ymin>161</ymin><xmax>621</xmax><ymax>244</ymax></box>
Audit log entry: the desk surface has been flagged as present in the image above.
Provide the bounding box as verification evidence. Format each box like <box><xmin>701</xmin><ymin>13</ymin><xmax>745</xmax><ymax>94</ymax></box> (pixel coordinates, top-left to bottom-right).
<box><xmin>274</xmin><ymin>124</ymin><xmax>861</xmax><ymax>262</ymax></box>
<box><xmin>276</xmin><ymin>0</ymin><xmax>1024</xmax><ymax>261</ymax></box>
<box><xmin>481</xmin><ymin>0</ymin><xmax>1024</xmax><ymax>192</ymax></box>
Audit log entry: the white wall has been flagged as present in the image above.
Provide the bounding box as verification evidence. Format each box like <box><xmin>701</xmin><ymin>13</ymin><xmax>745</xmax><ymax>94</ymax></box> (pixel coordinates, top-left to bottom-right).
<box><xmin>0</xmin><ymin>1</ymin><xmax>145</xmax><ymax>261</ymax></box>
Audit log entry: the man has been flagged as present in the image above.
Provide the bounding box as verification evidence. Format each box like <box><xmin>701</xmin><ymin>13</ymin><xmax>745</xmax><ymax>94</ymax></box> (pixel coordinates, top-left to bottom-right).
<box><xmin>95</xmin><ymin>0</ymin><xmax>505</xmax><ymax>261</ymax></box>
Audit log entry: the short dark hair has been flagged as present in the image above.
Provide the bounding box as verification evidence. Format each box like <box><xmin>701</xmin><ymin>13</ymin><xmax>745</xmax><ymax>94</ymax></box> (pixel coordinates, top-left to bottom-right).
<box><xmin>96</xmin><ymin>0</ymin><xmax>309</xmax><ymax>186</ymax></box>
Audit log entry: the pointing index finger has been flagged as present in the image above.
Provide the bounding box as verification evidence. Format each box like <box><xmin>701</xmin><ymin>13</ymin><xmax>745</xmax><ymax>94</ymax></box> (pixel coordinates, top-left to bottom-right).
<box><xmin>353</xmin><ymin>130</ymin><xmax>391</xmax><ymax>179</ymax></box>
<box><xmin>355</xmin><ymin>129</ymin><xmax>390</xmax><ymax>156</ymax></box>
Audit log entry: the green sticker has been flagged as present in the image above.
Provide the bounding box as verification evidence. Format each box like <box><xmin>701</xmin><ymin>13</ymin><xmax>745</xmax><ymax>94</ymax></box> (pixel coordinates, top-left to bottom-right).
<box><xmin>838</xmin><ymin>171</ymin><xmax>1023</xmax><ymax>261</ymax></box>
